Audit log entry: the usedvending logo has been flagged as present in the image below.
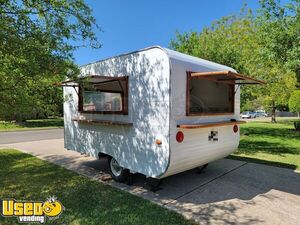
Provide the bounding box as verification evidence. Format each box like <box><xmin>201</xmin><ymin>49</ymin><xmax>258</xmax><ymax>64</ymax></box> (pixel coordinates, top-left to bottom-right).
<box><xmin>0</xmin><ymin>196</ymin><xmax>64</xmax><ymax>223</ymax></box>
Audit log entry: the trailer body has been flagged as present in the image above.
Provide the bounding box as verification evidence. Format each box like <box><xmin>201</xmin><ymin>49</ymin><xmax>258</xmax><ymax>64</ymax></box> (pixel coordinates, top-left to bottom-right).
<box><xmin>64</xmin><ymin>46</ymin><xmax>262</xmax><ymax>178</ymax></box>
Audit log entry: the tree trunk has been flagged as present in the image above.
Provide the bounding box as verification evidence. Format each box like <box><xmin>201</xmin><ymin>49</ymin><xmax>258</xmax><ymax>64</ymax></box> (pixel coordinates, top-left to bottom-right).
<box><xmin>15</xmin><ymin>112</ymin><xmax>26</xmax><ymax>123</ymax></box>
<box><xmin>15</xmin><ymin>116</ymin><xmax>25</xmax><ymax>124</ymax></box>
<box><xmin>271</xmin><ymin>100</ymin><xmax>276</xmax><ymax>123</ymax></box>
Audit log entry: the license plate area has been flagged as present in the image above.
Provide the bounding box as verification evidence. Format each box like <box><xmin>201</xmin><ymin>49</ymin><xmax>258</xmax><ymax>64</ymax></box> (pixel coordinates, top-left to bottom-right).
<box><xmin>208</xmin><ymin>130</ymin><xmax>218</xmax><ymax>141</ymax></box>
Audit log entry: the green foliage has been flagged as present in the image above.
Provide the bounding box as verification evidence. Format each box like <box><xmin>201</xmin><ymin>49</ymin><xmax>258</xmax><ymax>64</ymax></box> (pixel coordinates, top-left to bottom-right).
<box><xmin>170</xmin><ymin>11</ymin><xmax>256</xmax><ymax>73</ymax></box>
<box><xmin>289</xmin><ymin>90</ymin><xmax>300</xmax><ymax>113</ymax></box>
<box><xmin>0</xmin><ymin>0</ymin><xmax>100</xmax><ymax>121</ymax></box>
<box><xmin>258</xmin><ymin>0</ymin><xmax>300</xmax><ymax>83</ymax></box>
<box><xmin>169</xmin><ymin>1</ymin><xmax>298</xmax><ymax>112</ymax></box>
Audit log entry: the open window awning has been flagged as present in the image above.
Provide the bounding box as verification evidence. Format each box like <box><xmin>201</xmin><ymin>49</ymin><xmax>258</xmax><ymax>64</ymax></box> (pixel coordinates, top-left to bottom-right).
<box><xmin>54</xmin><ymin>75</ymin><xmax>128</xmax><ymax>90</ymax></box>
<box><xmin>190</xmin><ymin>70</ymin><xmax>266</xmax><ymax>85</ymax></box>
<box><xmin>80</xmin><ymin>75</ymin><xmax>127</xmax><ymax>84</ymax></box>
<box><xmin>58</xmin><ymin>75</ymin><xmax>127</xmax><ymax>86</ymax></box>
<box><xmin>54</xmin><ymin>75</ymin><xmax>128</xmax><ymax>96</ymax></box>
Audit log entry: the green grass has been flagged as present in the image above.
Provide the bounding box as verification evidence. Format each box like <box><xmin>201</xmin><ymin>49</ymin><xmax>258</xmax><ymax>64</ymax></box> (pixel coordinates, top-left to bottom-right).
<box><xmin>229</xmin><ymin>119</ymin><xmax>300</xmax><ymax>170</ymax></box>
<box><xmin>0</xmin><ymin>149</ymin><xmax>195</xmax><ymax>225</ymax></box>
<box><xmin>0</xmin><ymin>118</ymin><xmax>63</xmax><ymax>131</ymax></box>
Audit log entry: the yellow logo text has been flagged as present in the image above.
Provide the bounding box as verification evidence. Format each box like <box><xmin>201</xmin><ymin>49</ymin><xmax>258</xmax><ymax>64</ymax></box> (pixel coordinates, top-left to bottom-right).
<box><xmin>1</xmin><ymin>197</ymin><xmax>64</xmax><ymax>223</ymax></box>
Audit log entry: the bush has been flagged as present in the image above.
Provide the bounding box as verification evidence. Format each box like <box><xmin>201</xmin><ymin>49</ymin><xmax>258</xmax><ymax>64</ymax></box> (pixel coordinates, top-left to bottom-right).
<box><xmin>289</xmin><ymin>90</ymin><xmax>300</xmax><ymax>116</ymax></box>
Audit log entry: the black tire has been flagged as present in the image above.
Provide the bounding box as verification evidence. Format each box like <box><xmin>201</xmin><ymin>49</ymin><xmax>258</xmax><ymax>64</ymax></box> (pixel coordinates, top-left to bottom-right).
<box><xmin>108</xmin><ymin>157</ymin><xmax>129</xmax><ymax>182</ymax></box>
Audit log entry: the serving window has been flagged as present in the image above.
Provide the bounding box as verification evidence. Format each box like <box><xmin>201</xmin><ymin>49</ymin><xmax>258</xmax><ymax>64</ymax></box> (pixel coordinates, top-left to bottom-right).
<box><xmin>186</xmin><ymin>73</ymin><xmax>234</xmax><ymax>116</ymax></box>
<box><xmin>186</xmin><ymin>70</ymin><xmax>265</xmax><ymax>116</ymax></box>
<box><xmin>78</xmin><ymin>76</ymin><xmax>128</xmax><ymax>114</ymax></box>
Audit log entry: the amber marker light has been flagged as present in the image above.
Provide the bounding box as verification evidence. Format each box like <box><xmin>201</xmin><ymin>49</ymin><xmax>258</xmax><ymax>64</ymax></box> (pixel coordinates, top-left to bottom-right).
<box><xmin>156</xmin><ymin>139</ymin><xmax>162</xmax><ymax>145</ymax></box>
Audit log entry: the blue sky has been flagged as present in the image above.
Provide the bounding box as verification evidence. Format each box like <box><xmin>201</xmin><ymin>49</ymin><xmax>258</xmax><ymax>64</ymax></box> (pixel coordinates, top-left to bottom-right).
<box><xmin>74</xmin><ymin>0</ymin><xmax>261</xmax><ymax>66</ymax></box>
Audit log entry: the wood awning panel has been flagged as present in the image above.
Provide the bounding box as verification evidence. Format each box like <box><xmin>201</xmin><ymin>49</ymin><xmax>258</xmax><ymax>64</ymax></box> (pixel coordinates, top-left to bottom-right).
<box><xmin>72</xmin><ymin>118</ymin><xmax>133</xmax><ymax>126</ymax></box>
<box><xmin>190</xmin><ymin>70</ymin><xmax>266</xmax><ymax>85</ymax></box>
<box><xmin>177</xmin><ymin>120</ymin><xmax>246</xmax><ymax>129</ymax></box>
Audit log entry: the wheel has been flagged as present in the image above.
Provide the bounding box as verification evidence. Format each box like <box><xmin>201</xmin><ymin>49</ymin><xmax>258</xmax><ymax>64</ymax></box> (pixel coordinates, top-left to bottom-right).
<box><xmin>108</xmin><ymin>157</ymin><xmax>129</xmax><ymax>182</ymax></box>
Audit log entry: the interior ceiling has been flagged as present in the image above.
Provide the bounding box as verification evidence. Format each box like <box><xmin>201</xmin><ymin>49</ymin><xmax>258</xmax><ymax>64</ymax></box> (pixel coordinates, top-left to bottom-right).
<box><xmin>190</xmin><ymin>71</ymin><xmax>266</xmax><ymax>85</ymax></box>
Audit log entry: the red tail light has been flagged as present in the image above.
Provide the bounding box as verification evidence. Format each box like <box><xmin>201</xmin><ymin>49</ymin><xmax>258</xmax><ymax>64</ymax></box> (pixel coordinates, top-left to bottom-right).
<box><xmin>176</xmin><ymin>131</ymin><xmax>184</xmax><ymax>143</ymax></box>
<box><xmin>233</xmin><ymin>125</ymin><xmax>239</xmax><ymax>133</ymax></box>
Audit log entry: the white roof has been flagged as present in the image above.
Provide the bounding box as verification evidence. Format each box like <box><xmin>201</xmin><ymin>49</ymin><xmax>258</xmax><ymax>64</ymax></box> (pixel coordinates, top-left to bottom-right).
<box><xmin>81</xmin><ymin>46</ymin><xmax>235</xmax><ymax>72</ymax></box>
<box><xmin>163</xmin><ymin>47</ymin><xmax>235</xmax><ymax>72</ymax></box>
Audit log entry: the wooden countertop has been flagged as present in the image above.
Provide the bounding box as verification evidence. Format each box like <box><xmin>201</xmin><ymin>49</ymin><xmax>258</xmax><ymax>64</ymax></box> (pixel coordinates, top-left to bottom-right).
<box><xmin>177</xmin><ymin>120</ymin><xmax>246</xmax><ymax>129</ymax></box>
<box><xmin>72</xmin><ymin>118</ymin><xmax>133</xmax><ymax>126</ymax></box>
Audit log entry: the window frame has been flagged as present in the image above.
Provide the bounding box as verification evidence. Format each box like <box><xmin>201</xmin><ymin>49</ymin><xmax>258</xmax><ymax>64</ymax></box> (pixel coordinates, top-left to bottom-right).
<box><xmin>78</xmin><ymin>76</ymin><xmax>129</xmax><ymax>115</ymax></box>
<box><xmin>186</xmin><ymin>71</ymin><xmax>235</xmax><ymax>116</ymax></box>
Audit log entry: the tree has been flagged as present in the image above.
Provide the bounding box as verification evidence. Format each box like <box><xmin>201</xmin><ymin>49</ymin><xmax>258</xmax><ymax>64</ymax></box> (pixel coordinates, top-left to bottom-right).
<box><xmin>255</xmin><ymin>66</ymin><xmax>296</xmax><ymax>122</ymax></box>
<box><xmin>289</xmin><ymin>90</ymin><xmax>300</xmax><ymax>117</ymax></box>
<box><xmin>253</xmin><ymin>0</ymin><xmax>300</xmax><ymax>121</ymax></box>
<box><xmin>0</xmin><ymin>0</ymin><xmax>100</xmax><ymax>121</ymax></box>
<box><xmin>169</xmin><ymin>3</ymin><xmax>297</xmax><ymax>122</ymax></box>
<box><xmin>258</xmin><ymin>0</ymin><xmax>300</xmax><ymax>84</ymax></box>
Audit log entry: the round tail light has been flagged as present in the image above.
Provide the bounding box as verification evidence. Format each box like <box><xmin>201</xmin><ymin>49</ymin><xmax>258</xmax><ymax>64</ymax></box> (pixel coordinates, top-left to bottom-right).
<box><xmin>176</xmin><ymin>131</ymin><xmax>184</xmax><ymax>143</ymax></box>
<box><xmin>233</xmin><ymin>124</ymin><xmax>239</xmax><ymax>133</ymax></box>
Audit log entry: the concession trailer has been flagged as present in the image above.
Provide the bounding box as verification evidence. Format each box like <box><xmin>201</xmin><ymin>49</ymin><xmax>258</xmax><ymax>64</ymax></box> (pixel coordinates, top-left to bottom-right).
<box><xmin>63</xmin><ymin>46</ymin><xmax>265</xmax><ymax>182</ymax></box>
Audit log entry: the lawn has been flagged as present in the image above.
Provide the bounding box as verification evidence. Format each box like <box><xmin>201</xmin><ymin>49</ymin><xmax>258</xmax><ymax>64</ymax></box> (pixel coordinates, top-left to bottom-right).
<box><xmin>230</xmin><ymin>119</ymin><xmax>300</xmax><ymax>170</ymax></box>
<box><xmin>0</xmin><ymin>118</ymin><xmax>63</xmax><ymax>131</ymax></box>
<box><xmin>0</xmin><ymin>149</ymin><xmax>195</xmax><ymax>225</ymax></box>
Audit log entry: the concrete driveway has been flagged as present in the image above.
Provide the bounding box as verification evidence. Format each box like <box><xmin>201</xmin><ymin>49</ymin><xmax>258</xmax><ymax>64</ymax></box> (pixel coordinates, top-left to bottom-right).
<box><xmin>1</xmin><ymin>138</ymin><xmax>300</xmax><ymax>225</ymax></box>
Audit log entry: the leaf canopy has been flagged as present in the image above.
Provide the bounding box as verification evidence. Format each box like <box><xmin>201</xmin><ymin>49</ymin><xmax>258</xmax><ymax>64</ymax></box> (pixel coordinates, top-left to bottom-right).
<box><xmin>0</xmin><ymin>0</ymin><xmax>100</xmax><ymax>120</ymax></box>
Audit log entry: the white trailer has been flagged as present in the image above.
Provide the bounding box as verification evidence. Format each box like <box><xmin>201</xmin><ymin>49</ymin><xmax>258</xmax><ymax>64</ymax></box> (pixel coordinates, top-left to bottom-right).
<box><xmin>63</xmin><ymin>46</ymin><xmax>264</xmax><ymax>182</ymax></box>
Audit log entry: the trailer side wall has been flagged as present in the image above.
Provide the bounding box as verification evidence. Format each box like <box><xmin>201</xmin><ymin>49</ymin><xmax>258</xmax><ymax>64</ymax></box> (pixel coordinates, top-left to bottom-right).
<box><xmin>164</xmin><ymin>49</ymin><xmax>240</xmax><ymax>177</ymax></box>
<box><xmin>64</xmin><ymin>47</ymin><xmax>170</xmax><ymax>177</ymax></box>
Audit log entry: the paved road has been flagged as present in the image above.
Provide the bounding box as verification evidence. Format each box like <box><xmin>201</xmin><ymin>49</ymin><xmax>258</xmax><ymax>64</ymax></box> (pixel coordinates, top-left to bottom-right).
<box><xmin>3</xmin><ymin>139</ymin><xmax>300</xmax><ymax>225</ymax></box>
<box><xmin>0</xmin><ymin>129</ymin><xmax>63</xmax><ymax>144</ymax></box>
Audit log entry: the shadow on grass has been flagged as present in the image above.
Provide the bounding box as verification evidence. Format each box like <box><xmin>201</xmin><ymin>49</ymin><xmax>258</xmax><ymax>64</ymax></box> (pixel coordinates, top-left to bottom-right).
<box><xmin>241</xmin><ymin>126</ymin><xmax>299</xmax><ymax>140</ymax></box>
<box><xmin>238</xmin><ymin>140</ymin><xmax>299</xmax><ymax>156</ymax></box>
<box><xmin>227</xmin><ymin>155</ymin><xmax>297</xmax><ymax>170</ymax></box>
<box><xmin>0</xmin><ymin>150</ymin><xmax>194</xmax><ymax>225</ymax></box>
<box><xmin>239</xmin><ymin>123</ymin><xmax>300</xmax><ymax>155</ymax></box>
<box><xmin>234</xmin><ymin>123</ymin><xmax>300</xmax><ymax>170</ymax></box>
